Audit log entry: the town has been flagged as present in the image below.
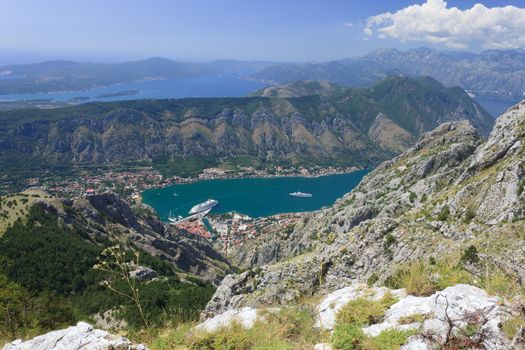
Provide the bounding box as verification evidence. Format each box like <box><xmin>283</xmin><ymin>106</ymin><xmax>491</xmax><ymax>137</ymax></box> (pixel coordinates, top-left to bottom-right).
<box><xmin>20</xmin><ymin>164</ymin><xmax>358</xmax><ymax>200</ymax></box>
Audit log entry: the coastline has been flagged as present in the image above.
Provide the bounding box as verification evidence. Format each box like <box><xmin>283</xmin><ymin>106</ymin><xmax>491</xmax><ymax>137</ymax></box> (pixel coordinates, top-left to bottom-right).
<box><xmin>140</xmin><ymin>168</ymin><xmax>370</xmax><ymax>219</ymax></box>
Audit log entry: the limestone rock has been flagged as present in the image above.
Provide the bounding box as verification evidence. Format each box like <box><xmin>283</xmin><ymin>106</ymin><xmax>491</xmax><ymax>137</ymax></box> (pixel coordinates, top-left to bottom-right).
<box><xmin>2</xmin><ymin>322</ymin><xmax>146</xmax><ymax>350</ymax></box>
<box><xmin>195</xmin><ymin>307</ymin><xmax>259</xmax><ymax>333</ymax></box>
<box><xmin>314</xmin><ymin>283</ymin><xmax>511</xmax><ymax>349</ymax></box>
<box><xmin>315</xmin><ymin>283</ymin><xmax>406</xmax><ymax>331</ymax></box>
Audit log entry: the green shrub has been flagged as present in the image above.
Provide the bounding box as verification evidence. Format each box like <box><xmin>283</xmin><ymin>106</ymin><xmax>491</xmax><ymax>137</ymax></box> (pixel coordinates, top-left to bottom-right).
<box><xmin>367</xmin><ymin>273</ymin><xmax>379</xmax><ymax>287</ymax></box>
<box><xmin>394</xmin><ymin>261</ymin><xmax>435</xmax><ymax>296</ymax></box>
<box><xmin>332</xmin><ymin>323</ymin><xmax>366</xmax><ymax>350</ymax></box>
<box><xmin>409</xmin><ymin>192</ymin><xmax>416</xmax><ymax>203</ymax></box>
<box><xmin>502</xmin><ymin>315</ymin><xmax>525</xmax><ymax>340</ymax></box>
<box><xmin>366</xmin><ymin>328</ymin><xmax>415</xmax><ymax>350</ymax></box>
<box><xmin>459</xmin><ymin>245</ymin><xmax>480</xmax><ymax>265</ymax></box>
<box><xmin>384</xmin><ymin>234</ymin><xmax>396</xmax><ymax>248</ymax></box>
<box><xmin>463</xmin><ymin>206</ymin><xmax>476</xmax><ymax>224</ymax></box>
<box><xmin>0</xmin><ymin>274</ymin><xmax>33</xmax><ymax>338</ymax></box>
<box><xmin>437</xmin><ymin>205</ymin><xmax>450</xmax><ymax>221</ymax></box>
<box><xmin>336</xmin><ymin>293</ymin><xmax>397</xmax><ymax>327</ymax></box>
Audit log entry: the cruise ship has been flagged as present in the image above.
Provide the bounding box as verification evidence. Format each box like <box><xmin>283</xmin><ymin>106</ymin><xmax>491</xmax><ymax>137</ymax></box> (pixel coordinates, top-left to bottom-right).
<box><xmin>189</xmin><ymin>199</ymin><xmax>219</xmax><ymax>214</ymax></box>
<box><xmin>289</xmin><ymin>191</ymin><xmax>312</xmax><ymax>198</ymax></box>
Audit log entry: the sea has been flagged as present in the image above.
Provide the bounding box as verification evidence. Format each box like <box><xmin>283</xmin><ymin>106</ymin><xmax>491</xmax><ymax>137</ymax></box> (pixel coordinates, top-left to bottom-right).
<box><xmin>0</xmin><ymin>74</ymin><xmax>267</xmax><ymax>103</ymax></box>
<box><xmin>141</xmin><ymin>170</ymin><xmax>370</xmax><ymax>221</ymax></box>
<box><xmin>475</xmin><ymin>98</ymin><xmax>516</xmax><ymax>118</ymax></box>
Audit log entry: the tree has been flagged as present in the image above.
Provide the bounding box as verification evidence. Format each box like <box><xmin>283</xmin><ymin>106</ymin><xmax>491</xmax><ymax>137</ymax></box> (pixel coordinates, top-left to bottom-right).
<box><xmin>0</xmin><ymin>274</ymin><xmax>32</xmax><ymax>338</ymax></box>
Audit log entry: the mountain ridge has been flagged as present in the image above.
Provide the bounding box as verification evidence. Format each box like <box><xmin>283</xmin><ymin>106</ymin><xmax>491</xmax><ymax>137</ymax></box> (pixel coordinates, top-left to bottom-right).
<box><xmin>0</xmin><ymin>77</ymin><xmax>494</xmax><ymax>186</ymax></box>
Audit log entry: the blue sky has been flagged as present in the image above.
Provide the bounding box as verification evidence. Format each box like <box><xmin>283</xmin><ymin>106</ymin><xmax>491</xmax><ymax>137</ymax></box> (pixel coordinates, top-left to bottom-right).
<box><xmin>0</xmin><ymin>0</ymin><xmax>524</xmax><ymax>64</ymax></box>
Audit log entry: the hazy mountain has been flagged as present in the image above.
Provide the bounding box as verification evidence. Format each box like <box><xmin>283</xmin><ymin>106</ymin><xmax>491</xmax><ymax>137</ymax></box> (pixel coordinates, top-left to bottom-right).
<box><xmin>250</xmin><ymin>80</ymin><xmax>346</xmax><ymax>97</ymax></box>
<box><xmin>0</xmin><ymin>76</ymin><xmax>493</xmax><ymax>183</ymax></box>
<box><xmin>0</xmin><ymin>57</ymin><xmax>217</xmax><ymax>94</ymax></box>
<box><xmin>252</xmin><ymin>48</ymin><xmax>525</xmax><ymax>103</ymax></box>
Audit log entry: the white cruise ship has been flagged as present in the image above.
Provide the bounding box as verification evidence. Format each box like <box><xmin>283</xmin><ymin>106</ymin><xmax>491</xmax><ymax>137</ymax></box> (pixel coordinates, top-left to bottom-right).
<box><xmin>289</xmin><ymin>191</ymin><xmax>312</xmax><ymax>198</ymax></box>
<box><xmin>189</xmin><ymin>199</ymin><xmax>219</xmax><ymax>214</ymax></box>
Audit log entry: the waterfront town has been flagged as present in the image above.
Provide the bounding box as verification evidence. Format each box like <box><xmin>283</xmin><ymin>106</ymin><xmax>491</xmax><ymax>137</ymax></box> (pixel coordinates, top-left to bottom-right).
<box><xmin>172</xmin><ymin>211</ymin><xmax>304</xmax><ymax>256</ymax></box>
<box><xmin>21</xmin><ymin>164</ymin><xmax>358</xmax><ymax>200</ymax></box>
<box><xmin>18</xmin><ymin>164</ymin><xmax>350</xmax><ymax>254</ymax></box>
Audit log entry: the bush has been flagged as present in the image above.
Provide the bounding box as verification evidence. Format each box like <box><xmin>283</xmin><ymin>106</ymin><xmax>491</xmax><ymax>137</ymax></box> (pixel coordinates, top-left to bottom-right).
<box><xmin>463</xmin><ymin>206</ymin><xmax>476</xmax><ymax>224</ymax></box>
<box><xmin>366</xmin><ymin>328</ymin><xmax>415</xmax><ymax>350</ymax></box>
<box><xmin>183</xmin><ymin>307</ymin><xmax>323</xmax><ymax>350</ymax></box>
<box><xmin>332</xmin><ymin>323</ymin><xmax>366</xmax><ymax>350</ymax></box>
<box><xmin>394</xmin><ymin>261</ymin><xmax>435</xmax><ymax>296</ymax></box>
<box><xmin>0</xmin><ymin>274</ymin><xmax>33</xmax><ymax>338</ymax></box>
<box><xmin>336</xmin><ymin>293</ymin><xmax>397</xmax><ymax>327</ymax></box>
<box><xmin>460</xmin><ymin>245</ymin><xmax>480</xmax><ymax>265</ymax></box>
<box><xmin>437</xmin><ymin>205</ymin><xmax>450</xmax><ymax>221</ymax></box>
<box><xmin>367</xmin><ymin>273</ymin><xmax>379</xmax><ymax>287</ymax></box>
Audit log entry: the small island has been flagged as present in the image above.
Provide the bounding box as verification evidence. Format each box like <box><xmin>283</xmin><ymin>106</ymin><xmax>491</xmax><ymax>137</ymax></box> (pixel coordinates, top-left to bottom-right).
<box><xmin>95</xmin><ymin>89</ymin><xmax>140</xmax><ymax>98</ymax></box>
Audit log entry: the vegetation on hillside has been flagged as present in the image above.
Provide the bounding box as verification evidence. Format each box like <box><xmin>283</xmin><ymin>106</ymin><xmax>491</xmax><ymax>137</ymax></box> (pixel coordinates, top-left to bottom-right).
<box><xmin>0</xmin><ymin>205</ymin><xmax>215</xmax><ymax>340</ymax></box>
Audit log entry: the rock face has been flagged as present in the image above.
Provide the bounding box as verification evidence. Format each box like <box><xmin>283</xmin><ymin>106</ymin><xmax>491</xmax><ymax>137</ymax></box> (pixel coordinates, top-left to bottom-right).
<box><xmin>2</xmin><ymin>322</ymin><xmax>145</xmax><ymax>350</ymax></box>
<box><xmin>38</xmin><ymin>192</ymin><xmax>230</xmax><ymax>284</ymax></box>
<box><xmin>203</xmin><ymin>100</ymin><xmax>525</xmax><ymax>316</ymax></box>
<box><xmin>0</xmin><ymin>76</ymin><xmax>493</xmax><ymax>178</ymax></box>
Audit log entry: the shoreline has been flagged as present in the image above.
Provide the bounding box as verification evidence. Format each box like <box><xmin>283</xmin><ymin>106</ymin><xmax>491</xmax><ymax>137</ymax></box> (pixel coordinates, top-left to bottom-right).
<box><xmin>143</xmin><ymin>166</ymin><xmax>365</xmax><ymax>191</ymax></box>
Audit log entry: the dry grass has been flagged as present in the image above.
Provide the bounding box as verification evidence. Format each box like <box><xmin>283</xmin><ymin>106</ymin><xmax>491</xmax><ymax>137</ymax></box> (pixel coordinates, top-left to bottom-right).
<box><xmin>0</xmin><ymin>190</ymin><xmax>56</xmax><ymax>236</ymax></box>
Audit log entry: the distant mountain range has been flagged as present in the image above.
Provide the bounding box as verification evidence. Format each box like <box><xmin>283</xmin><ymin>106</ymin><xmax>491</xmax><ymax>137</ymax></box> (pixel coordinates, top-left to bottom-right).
<box><xmin>1</xmin><ymin>48</ymin><xmax>524</xmax><ymax>105</ymax></box>
<box><xmin>251</xmin><ymin>48</ymin><xmax>525</xmax><ymax>103</ymax></box>
<box><xmin>0</xmin><ymin>76</ymin><xmax>493</xmax><ymax>183</ymax></box>
<box><xmin>0</xmin><ymin>58</ymin><xmax>277</xmax><ymax>95</ymax></box>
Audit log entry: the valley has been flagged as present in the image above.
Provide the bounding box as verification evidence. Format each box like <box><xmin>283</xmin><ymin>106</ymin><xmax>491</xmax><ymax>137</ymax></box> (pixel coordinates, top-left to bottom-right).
<box><xmin>0</xmin><ymin>76</ymin><xmax>493</xmax><ymax>194</ymax></box>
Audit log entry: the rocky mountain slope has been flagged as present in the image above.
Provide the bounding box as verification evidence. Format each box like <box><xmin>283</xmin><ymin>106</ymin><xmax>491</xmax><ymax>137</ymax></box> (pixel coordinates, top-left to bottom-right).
<box><xmin>0</xmin><ymin>190</ymin><xmax>229</xmax><ymax>283</ymax></box>
<box><xmin>204</xmin><ymin>99</ymin><xmax>525</xmax><ymax>318</ymax></box>
<box><xmin>250</xmin><ymin>80</ymin><xmax>345</xmax><ymax>98</ymax></box>
<box><xmin>252</xmin><ymin>47</ymin><xmax>525</xmax><ymax>103</ymax></box>
<box><xmin>0</xmin><ymin>76</ymin><xmax>493</xmax><ymax>182</ymax></box>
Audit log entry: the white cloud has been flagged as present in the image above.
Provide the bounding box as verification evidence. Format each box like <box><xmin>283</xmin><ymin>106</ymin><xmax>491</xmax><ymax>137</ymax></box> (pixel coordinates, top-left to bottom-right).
<box><xmin>344</xmin><ymin>22</ymin><xmax>354</xmax><ymax>27</ymax></box>
<box><xmin>364</xmin><ymin>0</ymin><xmax>525</xmax><ymax>50</ymax></box>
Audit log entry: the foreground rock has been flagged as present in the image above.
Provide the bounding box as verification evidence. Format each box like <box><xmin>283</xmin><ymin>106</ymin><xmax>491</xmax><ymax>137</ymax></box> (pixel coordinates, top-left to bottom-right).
<box><xmin>316</xmin><ymin>283</ymin><xmax>511</xmax><ymax>349</ymax></box>
<box><xmin>195</xmin><ymin>307</ymin><xmax>260</xmax><ymax>333</ymax></box>
<box><xmin>196</xmin><ymin>283</ymin><xmax>514</xmax><ymax>349</ymax></box>
<box><xmin>2</xmin><ymin>322</ymin><xmax>145</xmax><ymax>350</ymax></box>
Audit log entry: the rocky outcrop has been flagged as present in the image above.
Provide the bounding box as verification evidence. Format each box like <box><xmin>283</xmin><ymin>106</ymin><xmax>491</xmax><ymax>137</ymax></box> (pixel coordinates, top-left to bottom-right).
<box><xmin>2</xmin><ymin>322</ymin><xmax>145</xmax><ymax>350</ymax></box>
<box><xmin>203</xmin><ymin>100</ymin><xmax>525</xmax><ymax>316</ymax></box>
<box><xmin>38</xmin><ymin>192</ymin><xmax>230</xmax><ymax>284</ymax></box>
<box><xmin>195</xmin><ymin>307</ymin><xmax>260</xmax><ymax>333</ymax></box>
<box><xmin>195</xmin><ymin>282</ymin><xmax>515</xmax><ymax>349</ymax></box>
<box><xmin>317</xmin><ymin>283</ymin><xmax>512</xmax><ymax>349</ymax></box>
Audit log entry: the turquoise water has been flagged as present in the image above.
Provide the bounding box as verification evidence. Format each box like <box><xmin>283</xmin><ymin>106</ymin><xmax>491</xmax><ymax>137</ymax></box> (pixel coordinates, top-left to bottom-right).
<box><xmin>142</xmin><ymin>170</ymin><xmax>370</xmax><ymax>221</ymax></box>
<box><xmin>0</xmin><ymin>75</ymin><xmax>267</xmax><ymax>103</ymax></box>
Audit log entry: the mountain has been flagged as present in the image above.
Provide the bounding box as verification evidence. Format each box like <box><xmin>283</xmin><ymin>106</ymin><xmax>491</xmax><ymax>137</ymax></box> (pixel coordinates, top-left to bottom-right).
<box><xmin>250</xmin><ymin>80</ymin><xmax>346</xmax><ymax>98</ymax></box>
<box><xmin>206</xmin><ymin>59</ymin><xmax>280</xmax><ymax>75</ymax></box>
<box><xmin>203</xmin><ymin>98</ymin><xmax>525</xmax><ymax>324</ymax></box>
<box><xmin>0</xmin><ymin>57</ymin><xmax>217</xmax><ymax>94</ymax></box>
<box><xmin>251</xmin><ymin>48</ymin><xmax>525</xmax><ymax>103</ymax></box>
<box><xmin>251</xmin><ymin>59</ymin><xmax>394</xmax><ymax>87</ymax></box>
<box><xmin>0</xmin><ymin>77</ymin><xmax>493</xmax><ymax>184</ymax></box>
<box><xmin>0</xmin><ymin>189</ymin><xmax>230</xmax><ymax>333</ymax></box>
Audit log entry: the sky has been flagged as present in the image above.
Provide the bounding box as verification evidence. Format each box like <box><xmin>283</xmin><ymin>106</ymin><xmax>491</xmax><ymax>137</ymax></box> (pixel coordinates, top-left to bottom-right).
<box><xmin>0</xmin><ymin>0</ymin><xmax>524</xmax><ymax>64</ymax></box>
